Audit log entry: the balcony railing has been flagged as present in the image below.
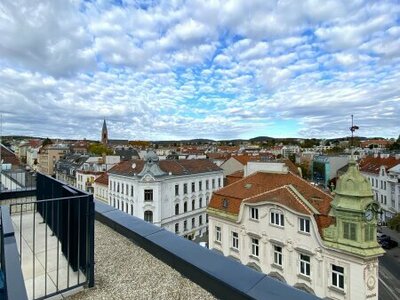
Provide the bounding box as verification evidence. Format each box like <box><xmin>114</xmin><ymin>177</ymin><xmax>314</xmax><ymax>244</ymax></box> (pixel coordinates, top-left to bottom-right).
<box><xmin>0</xmin><ymin>171</ymin><xmax>94</xmax><ymax>300</ymax></box>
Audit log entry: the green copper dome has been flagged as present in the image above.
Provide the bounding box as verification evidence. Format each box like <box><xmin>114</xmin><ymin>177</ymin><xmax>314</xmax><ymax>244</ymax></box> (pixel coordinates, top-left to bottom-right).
<box><xmin>335</xmin><ymin>158</ymin><xmax>373</xmax><ymax>198</ymax></box>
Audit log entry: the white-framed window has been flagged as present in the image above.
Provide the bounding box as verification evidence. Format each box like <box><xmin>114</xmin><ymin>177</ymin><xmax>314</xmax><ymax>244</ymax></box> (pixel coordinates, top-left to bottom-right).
<box><xmin>251</xmin><ymin>238</ymin><xmax>259</xmax><ymax>257</ymax></box>
<box><xmin>270</xmin><ymin>210</ymin><xmax>284</xmax><ymax>227</ymax></box>
<box><xmin>250</xmin><ymin>207</ymin><xmax>259</xmax><ymax>220</ymax></box>
<box><xmin>332</xmin><ymin>265</ymin><xmax>344</xmax><ymax>289</ymax></box>
<box><xmin>299</xmin><ymin>254</ymin><xmax>311</xmax><ymax>276</ymax></box>
<box><xmin>232</xmin><ymin>231</ymin><xmax>239</xmax><ymax>249</ymax></box>
<box><xmin>299</xmin><ymin>218</ymin><xmax>310</xmax><ymax>233</ymax></box>
<box><xmin>215</xmin><ymin>226</ymin><xmax>221</xmax><ymax>242</ymax></box>
<box><xmin>175</xmin><ymin>184</ymin><xmax>179</xmax><ymax>196</ymax></box>
<box><xmin>175</xmin><ymin>223</ymin><xmax>179</xmax><ymax>234</ymax></box>
<box><xmin>274</xmin><ymin>245</ymin><xmax>283</xmax><ymax>266</ymax></box>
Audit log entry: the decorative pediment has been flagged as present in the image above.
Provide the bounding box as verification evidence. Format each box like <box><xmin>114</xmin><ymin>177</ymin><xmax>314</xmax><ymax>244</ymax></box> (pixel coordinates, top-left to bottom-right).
<box><xmin>141</xmin><ymin>174</ymin><xmax>155</xmax><ymax>182</ymax></box>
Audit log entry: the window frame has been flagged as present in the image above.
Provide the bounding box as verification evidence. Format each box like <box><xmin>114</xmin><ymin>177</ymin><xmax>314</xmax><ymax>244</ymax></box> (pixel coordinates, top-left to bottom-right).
<box><xmin>215</xmin><ymin>226</ymin><xmax>221</xmax><ymax>242</ymax></box>
<box><xmin>251</xmin><ymin>238</ymin><xmax>259</xmax><ymax>257</ymax></box>
<box><xmin>144</xmin><ymin>189</ymin><xmax>153</xmax><ymax>202</ymax></box>
<box><xmin>299</xmin><ymin>217</ymin><xmax>310</xmax><ymax>233</ymax></box>
<box><xmin>232</xmin><ymin>231</ymin><xmax>239</xmax><ymax>249</ymax></box>
<box><xmin>299</xmin><ymin>254</ymin><xmax>311</xmax><ymax>277</ymax></box>
<box><xmin>250</xmin><ymin>207</ymin><xmax>259</xmax><ymax>220</ymax></box>
<box><xmin>331</xmin><ymin>264</ymin><xmax>345</xmax><ymax>290</ymax></box>
<box><xmin>270</xmin><ymin>210</ymin><xmax>285</xmax><ymax>227</ymax></box>
<box><xmin>273</xmin><ymin>245</ymin><xmax>283</xmax><ymax>266</ymax></box>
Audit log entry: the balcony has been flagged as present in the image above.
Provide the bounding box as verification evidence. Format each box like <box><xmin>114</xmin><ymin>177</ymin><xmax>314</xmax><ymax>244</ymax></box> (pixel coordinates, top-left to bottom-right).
<box><xmin>0</xmin><ymin>171</ymin><xmax>319</xmax><ymax>300</ymax></box>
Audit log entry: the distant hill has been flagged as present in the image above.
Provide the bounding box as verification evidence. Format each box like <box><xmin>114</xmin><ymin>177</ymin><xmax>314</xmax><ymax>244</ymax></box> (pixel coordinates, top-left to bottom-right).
<box><xmin>249</xmin><ymin>136</ymin><xmax>274</xmax><ymax>142</ymax></box>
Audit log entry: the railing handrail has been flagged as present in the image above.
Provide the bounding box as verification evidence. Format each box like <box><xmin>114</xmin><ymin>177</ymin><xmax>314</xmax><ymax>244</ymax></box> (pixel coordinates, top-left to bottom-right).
<box><xmin>0</xmin><ymin>205</ymin><xmax>29</xmax><ymax>300</ymax></box>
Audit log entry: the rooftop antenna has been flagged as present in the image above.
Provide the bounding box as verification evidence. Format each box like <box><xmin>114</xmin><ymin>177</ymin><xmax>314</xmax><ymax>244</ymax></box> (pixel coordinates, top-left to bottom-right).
<box><xmin>349</xmin><ymin>114</ymin><xmax>359</xmax><ymax>158</ymax></box>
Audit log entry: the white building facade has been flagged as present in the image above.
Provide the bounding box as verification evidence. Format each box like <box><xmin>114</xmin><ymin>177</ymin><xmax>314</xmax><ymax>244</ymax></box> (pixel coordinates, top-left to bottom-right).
<box><xmin>208</xmin><ymin>163</ymin><xmax>384</xmax><ymax>300</ymax></box>
<box><xmin>360</xmin><ymin>155</ymin><xmax>400</xmax><ymax>222</ymax></box>
<box><xmin>108</xmin><ymin>151</ymin><xmax>223</xmax><ymax>239</ymax></box>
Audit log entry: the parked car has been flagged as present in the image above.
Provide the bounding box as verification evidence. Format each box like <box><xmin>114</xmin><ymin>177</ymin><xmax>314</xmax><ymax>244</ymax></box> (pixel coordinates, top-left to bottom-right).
<box><xmin>381</xmin><ymin>239</ymin><xmax>398</xmax><ymax>249</ymax></box>
<box><xmin>377</xmin><ymin>233</ymin><xmax>388</xmax><ymax>242</ymax></box>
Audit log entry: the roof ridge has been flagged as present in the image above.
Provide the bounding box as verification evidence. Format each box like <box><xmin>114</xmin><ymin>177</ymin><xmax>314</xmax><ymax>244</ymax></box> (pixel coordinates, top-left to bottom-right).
<box><xmin>285</xmin><ymin>184</ymin><xmax>314</xmax><ymax>215</ymax></box>
<box><xmin>243</xmin><ymin>185</ymin><xmax>287</xmax><ymax>202</ymax></box>
<box><xmin>215</xmin><ymin>171</ymin><xmax>262</xmax><ymax>192</ymax></box>
<box><xmin>288</xmin><ymin>171</ymin><xmax>333</xmax><ymax>199</ymax></box>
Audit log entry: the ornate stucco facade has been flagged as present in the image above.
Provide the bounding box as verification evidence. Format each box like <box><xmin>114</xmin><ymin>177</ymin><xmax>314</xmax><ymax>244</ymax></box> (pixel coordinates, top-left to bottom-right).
<box><xmin>207</xmin><ymin>158</ymin><xmax>384</xmax><ymax>299</ymax></box>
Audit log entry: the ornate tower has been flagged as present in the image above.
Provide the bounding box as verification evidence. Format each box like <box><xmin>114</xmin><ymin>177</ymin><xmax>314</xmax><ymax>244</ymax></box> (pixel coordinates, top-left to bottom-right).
<box><xmin>101</xmin><ymin>119</ymin><xmax>108</xmax><ymax>146</ymax></box>
<box><xmin>323</xmin><ymin>158</ymin><xmax>384</xmax><ymax>256</ymax></box>
<box><xmin>323</xmin><ymin>158</ymin><xmax>384</xmax><ymax>299</ymax></box>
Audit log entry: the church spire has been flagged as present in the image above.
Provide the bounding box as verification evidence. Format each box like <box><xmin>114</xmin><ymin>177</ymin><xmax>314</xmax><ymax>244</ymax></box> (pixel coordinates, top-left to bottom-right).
<box><xmin>101</xmin><ymin>119</ymin><xmax>108</xmax><ymax>146</ymax></box>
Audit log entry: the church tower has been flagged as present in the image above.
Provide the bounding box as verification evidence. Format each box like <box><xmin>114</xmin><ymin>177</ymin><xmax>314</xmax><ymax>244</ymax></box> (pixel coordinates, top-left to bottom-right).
<box><xmin>101</xmin><ymin>119</ymin><xmax>108</xmax><ymax>146</ymax></box>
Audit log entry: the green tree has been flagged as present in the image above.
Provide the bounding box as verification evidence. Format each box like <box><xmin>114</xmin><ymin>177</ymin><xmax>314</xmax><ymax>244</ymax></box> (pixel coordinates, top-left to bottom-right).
<box><xmin>88</xmin><ymin>143</ymin><xmax>113</xmax><ymax>155</ymax></box>
<box><xmin>389</xmin><ymin>135</ymin><xmax>400</xmax><ymax>150</ymax></box>
<box><xmin>42</xmin><ymin>137</ymin><xmax>53</xmax><ymax>147</ymax></box>
<box><xmin>388</xmin><ymin>213</ymin><xmax>400</xmax><ymax>232</ymax></box>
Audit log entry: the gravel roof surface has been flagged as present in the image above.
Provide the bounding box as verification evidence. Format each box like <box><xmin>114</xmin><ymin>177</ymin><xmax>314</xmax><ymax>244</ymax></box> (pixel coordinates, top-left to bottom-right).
<box><xmin>68</xmin><ymin>221</ymin><xmax>215</xmax><ymax>300</ymax></box>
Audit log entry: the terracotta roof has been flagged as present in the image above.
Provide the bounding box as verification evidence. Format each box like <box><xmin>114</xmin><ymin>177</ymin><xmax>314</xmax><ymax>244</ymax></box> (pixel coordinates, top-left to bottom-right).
<box><xmin>226</xmin><ymin>170</ymin><xmax>244</xmax><ymax>185</ymax></box>
<box><xmin>94</xmin><ymin>172</ymin><xmax>109</xmax><ymax>185</ymax></box>
<box><xmin>208</xmin><ymin>171</ymin><xmax>333</xmax><ymax>232</ymax></box>
<box><xmin>232</xmin><ymin>155</ymin><xmax>259</xmax><ymax>165</ymax></box>
<box><xmin>359</xmin><ymin>156</ymin><xmax>400</xmax><ymax>174</ymax></box>
<box><xmin>243</xmin><ymin>186</ymin><xmax>312</xmax><ymax>215</ymax></box>
<box><xmin>0</xmin><ymin>144</ymin><xmax>20</xmax><ymax>166</ymax></box>
<box><xmin>206</xmin><ymin>153</ymin><xmax>231</xmax><ymax>160</ymax></box>
<box><xmin>109</xmin><ymin>159</ymin><xmax>221</xmax><ymax>176</ymax></box>
<box><xmin>281</xmin><ymin>158</ymin><xmax>300</xmax><ymax>176</ymax></box>
<box><xmin>360</xmin><ymin>139</ymin><xmax>392</xmax><ymax>148</ymax></box>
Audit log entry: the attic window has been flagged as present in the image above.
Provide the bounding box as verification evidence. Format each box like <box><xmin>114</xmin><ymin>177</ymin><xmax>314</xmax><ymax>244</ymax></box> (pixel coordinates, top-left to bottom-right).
<box><xmin>222</xmin><ymin>198</ymin><xmax>229</xmax><ymax>208</ymax></box>
<box><xmin>245</xmin><ymin>183</ymin><xmax>252</xmax><ymax>189</ymax></box>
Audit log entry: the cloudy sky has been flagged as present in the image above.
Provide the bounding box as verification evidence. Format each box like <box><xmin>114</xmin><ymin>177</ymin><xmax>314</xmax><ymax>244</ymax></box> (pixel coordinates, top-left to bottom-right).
<box><xmin>0</xmin><ymin>0</ymin><xmax>399</xmax><ymax>141</ymax></box>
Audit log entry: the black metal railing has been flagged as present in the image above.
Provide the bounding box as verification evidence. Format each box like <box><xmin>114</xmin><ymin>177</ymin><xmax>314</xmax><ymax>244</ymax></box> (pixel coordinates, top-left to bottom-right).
<box><xmin>0</xmin><ymin>172</ymin><xmax>94</xmax><ymax>300</ymax></box>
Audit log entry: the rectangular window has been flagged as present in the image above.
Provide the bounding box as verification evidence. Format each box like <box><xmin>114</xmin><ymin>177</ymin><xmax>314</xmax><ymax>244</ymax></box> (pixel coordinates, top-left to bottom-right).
<box><xmin>299</xmin><ymin>218</ymin><xmax>310</xmax><ymax>233</ymax></box>
<box><xmin>300</xmin><ymin>254</ymin><xmax>311</xmax><ymax>276</ymax></box>
<box><xmin>251</xmin><ymin>238</ymin><xmax>259</xmax><ymax>257</ymax></box>
<box><xmin>271</xmin><ymin>211</ymin><xmax>285</xmax><ymax>227</ymax></box>
<box><xmin>274</xmin><ymin>245</ymin><xmax>283</xmax><ymax>266</ymax></box>
<box><xmin>212</xmin><ymin>179</ymin><xmax>215</xmax><ymax>189</ymax></box>
<box><xmin>216</xmin><ymin>226</ymin><xmax>221</xmax><ymax>242</ymax></box>
<box><xmin>250</xmin><ymin>207</ymin><xmax>259</xmax><ymax>220</ymax></box>
<box><xmin>343</xmin><ymin>222</ymin><xmax>357</xmax><ymax>240</ymax></box>
<box><xmin>184</xmin><ymin>183</ymin><xmax>188</xmax><ymax>194</ymax></box>
<box><xmin>199</xmin><ymin>181</ymin><xmax>202</xmax><ymax>191</ymax></box>
<box><xmin>192</xmin><ymin>182</ymin><xmax>195</xmax><ymax>192</ymax></box>
<box><xmin>365</xmin><ymin>224</ymin><xmax>374</xmax><ymax>241</ymax></box>
<box><xmin>192</xmin><ymin>217</ymin><xmax>195</xmax><ymax>229</ymax></box>
<box><xmin>332</xmin><ymin>265</ymin><xmax>344</xmax><ymax>289</ymax></box>
<box><xmin>126</xmin><ymin>184</ymin><xmax>128</xmax><ymax>195</ymax></box>
<box><xmin>144</xmin><ymin>189</ymin><xmax>153</xmax><ymax>202</ymax></box>
<box><xmin>175</xmin><ymin>223</ymin><xmax>179</xmax><ymax>234</ymax></box>
<box><xmin>232</xmin><ymin>232</ymin><xmax>239</xmax><ymax>249</ymax></box>
<box><xmin>199</xmin><ymin>215</ymin><xmax>203</xmax><ymax>225</ymax></box>
<box><xmin>131</xmin><ymin>186</ymin><xmax>134</xmax><ymax>197</ymax></box>
<box><xmin>175</xmin><ymin>184</ymin><xmax>179</xmax><ymax>196</ymax></box>
<box><xmin>206</xmin><ymin>180</ymin><xmax>209</xmax><ymax>189</ymax></box>
<box><xmin>218</xmin><ymin>178</ymin><xmax>221</xmax><ymax>187</ymax></box>
<box><xmin>184</xmin><ymin>220</ymin><xmax>187</xmax><ymax>231</ymax></box>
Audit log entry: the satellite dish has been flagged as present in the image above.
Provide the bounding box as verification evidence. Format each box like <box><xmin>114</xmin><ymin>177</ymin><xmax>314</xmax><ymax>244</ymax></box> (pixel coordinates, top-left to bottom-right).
<box><xmin>132</xmin><ymin>163</ymin><xmax>136</xmax><ymax>169</ymax></box>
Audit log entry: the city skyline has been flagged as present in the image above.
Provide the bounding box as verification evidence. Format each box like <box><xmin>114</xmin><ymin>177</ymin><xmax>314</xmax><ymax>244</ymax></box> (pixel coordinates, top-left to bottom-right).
<box><xmin>1</xmin><ymin>0</ymin><xmax>399</xmax><ymax>140</ymax></box>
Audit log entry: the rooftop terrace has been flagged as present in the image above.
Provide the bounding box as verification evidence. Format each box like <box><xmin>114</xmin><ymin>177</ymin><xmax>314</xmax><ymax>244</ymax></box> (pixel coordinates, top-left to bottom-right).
<box><xmin>0</xmin><ymin>170</ymin><xmax>319</xmax><ymax>300</ymax></box>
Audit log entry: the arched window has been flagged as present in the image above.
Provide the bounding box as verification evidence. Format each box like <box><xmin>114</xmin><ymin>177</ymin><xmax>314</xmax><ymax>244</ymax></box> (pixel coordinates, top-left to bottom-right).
<box><xmin>144</xmin><ymin>211</ymin><xmax>153</xmax><ymax>223</ymax></box>
<box><xmin>192</xmin><ymin>200</ymin><xmax>195</xmax><ymax>210</ymax></box>
<box><xmin>175</xmin><ymin>203</ymin><xmax>179</xmax><ymax>215</ymax></box>
<box><xmin>184</xmin><ymin>201</ymin><xmax>187</xmax><ymax>213</ymax></box>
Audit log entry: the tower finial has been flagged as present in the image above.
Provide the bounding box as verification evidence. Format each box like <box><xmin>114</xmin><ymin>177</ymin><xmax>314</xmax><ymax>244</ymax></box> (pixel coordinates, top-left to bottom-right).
<box><xmin>350</xmin><ymin>115</ymin><xmax>359</xmax><ymax>160</ymax></box>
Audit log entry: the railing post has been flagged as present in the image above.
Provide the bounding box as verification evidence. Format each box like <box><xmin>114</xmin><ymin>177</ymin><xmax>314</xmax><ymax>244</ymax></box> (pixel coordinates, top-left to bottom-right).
<box><xmin>87</xmin><ymin>194</ymin><xmax>95</xmax><ymax>288</ymax></box>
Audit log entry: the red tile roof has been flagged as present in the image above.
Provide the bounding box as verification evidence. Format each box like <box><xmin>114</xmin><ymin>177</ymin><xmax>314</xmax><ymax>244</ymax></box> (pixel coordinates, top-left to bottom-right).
<box><xmin>109</xmin><ymin>159</ymin><xmax>221</xmax><ymax>176</ymax></box>
<box><xmin>0</xmin><ymin>144</ymin><xmax>20</xmax><ymax>166</ymax></box>
<box><xmin>244</xmin><ymin>186</ymin><xmax>312</xmax><ymax>215</ymax></box>
<box><xmin>232</xmin><ymin>155</ymin><xmax>259</xmax><ymax>165</ymax></box>
<box><xmin>208</xmin><ymin>171</ymin><xmax>333</xmax><ymax>232</ymax></box>
<box><xmin>94</xmin><ymin>172</ymin><xmax>109</xmax><ymax>185</ymax></box>
<box><xmin>359</xmin><ymin>156</ymin><xmax>400</xmax><ymax>174</ymax></box>
<box><xmin>226</xmin><ymin>170</ymin><xmax>244</xmax><ymax>185</ymax></box>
